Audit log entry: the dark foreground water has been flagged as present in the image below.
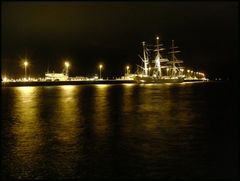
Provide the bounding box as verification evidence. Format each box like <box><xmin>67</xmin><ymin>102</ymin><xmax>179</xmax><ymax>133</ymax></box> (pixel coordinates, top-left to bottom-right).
<box><xmin>1</xmin><ymin>82</ymin><xmax>239</xmax><ymax>179</ymax></box>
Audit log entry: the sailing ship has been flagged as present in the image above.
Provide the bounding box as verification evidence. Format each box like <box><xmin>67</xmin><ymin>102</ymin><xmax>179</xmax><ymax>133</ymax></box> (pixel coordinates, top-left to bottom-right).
<box><xmin>134</xmin><ymin>37</ymin><xmax>184</xmax><ymax>83</ymax></box>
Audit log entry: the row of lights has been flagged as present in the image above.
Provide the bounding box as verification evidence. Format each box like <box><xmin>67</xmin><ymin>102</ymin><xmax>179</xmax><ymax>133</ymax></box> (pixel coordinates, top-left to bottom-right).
<box><xmin>186</xmin><ymin>69</ymin><xmax>205</xmax><ymax>77</ymax></box>
<box><xmin>22</xmin><ymin>60</ymin><xmax>71</xmax><ymax>79</ymax></box>
<box><xmin>20</xmin><ymin>59</ymin><xmax>130</xmax><ymax>80</ymax></box>
<box><xmin>144</xmin><ymin>67</ymin><xmax>205</xmax><ymax>77</ymax></box>
<box><xmin>3</xmin><ymin>59</ymin><xmax>204</xmax><ymax>81</ymax></box>
<box><xmin>10</xmin><ymin>59</ymin><xmax>107</xmax><ymax>80</ymax></box>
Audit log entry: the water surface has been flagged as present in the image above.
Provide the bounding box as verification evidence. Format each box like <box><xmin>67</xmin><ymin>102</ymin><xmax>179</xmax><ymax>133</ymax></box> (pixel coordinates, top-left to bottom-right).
<box><xmin>1</xmin><ymin>82</ymin><xmax>238</xmax><ymax>179</ymax></box>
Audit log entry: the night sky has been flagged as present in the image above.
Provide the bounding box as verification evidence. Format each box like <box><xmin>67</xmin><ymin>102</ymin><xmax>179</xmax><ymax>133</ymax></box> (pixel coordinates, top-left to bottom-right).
<box><xmin>1</xmin><ymin>2</ymin><xmax>238</xmax><ymax>79</ymax></box>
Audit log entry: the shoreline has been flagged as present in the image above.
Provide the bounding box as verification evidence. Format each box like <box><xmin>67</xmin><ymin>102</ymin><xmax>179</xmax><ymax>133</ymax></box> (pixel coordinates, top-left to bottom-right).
<box><xmin>1</xmin><ymin>80</ymin><xmax>136</xmax><ymax>87</ymax></box>
<box><xmin>1</xmin><ymin>79</ymin><xmax>210</xmax><ymax>87</ymax></box>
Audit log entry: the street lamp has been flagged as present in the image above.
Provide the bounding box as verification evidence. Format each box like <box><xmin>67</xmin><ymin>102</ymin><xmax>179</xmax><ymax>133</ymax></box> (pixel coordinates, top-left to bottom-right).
<box><xmin>180</xmin><ymin>68</ymin><xmax>184</xmax><ymax>76</ymax></box>
<box><xmin>3</xmin><ymin>77</ymin><xmax>7</xmax><ymax>82</ymax></box>
<box><xmin>187</xmin><ymin>69</ymin><xmax>190</xmax><ymax>77</ymax></box>
<box><xmin>147</xmin><ymin>67</ymin><xmax>151</xmax><ymax>75</ymax></box>
<box><xmin>190</xmin><ymin>70</ymin><xmax>194</xmax><ymax>77</ymax></box>
<box><xmin>24</xmin><ymin>61</ymin><xmax>28</xmax><ymax>80</ymax></box>
<box><xmin>126</xmin><ymin>66</ymin><xmax>130</xmax><ymax>75</ymax></box>
<box><xmin>64</xmin><ymin>61</ymin><xmax>70</xmax><ymax>76</ymax></box>
<box><xmin>99</xmin><ymin>64</ymin><xmax>103</xmax><ymax>79</ymax></box>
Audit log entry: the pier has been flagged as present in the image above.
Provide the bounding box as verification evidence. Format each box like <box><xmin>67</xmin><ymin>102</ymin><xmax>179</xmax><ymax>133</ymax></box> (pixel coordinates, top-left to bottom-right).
<box><xmin>1</xmin><ymin>79</ymin><xmax>136</xmax><ymax>87</ymax></box>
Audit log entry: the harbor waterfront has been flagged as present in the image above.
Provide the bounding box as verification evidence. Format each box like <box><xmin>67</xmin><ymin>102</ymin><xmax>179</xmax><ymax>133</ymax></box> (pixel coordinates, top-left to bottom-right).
<box><xmin>1</xmin><ymin>80</ymin><xmax>136</xmax><ymax>87</ymax></box>
<box><xmin>1</xmin><ymin>36</ymin><xmax>208</xmax><ymax>86</ymax></box>
<box><xmin>1</xmin><ymin>81</ymin><xmax>238</xmax><ymax>179</ymax></box>
<box><xmin>1</xmin><ymin>79</ymin><xmax>208</xmax><ymax>87</ymax></box>
<box><xmin>2</xmin><ymin>2</ymin><xmax>237</xmax><ymax>180</ymax></box>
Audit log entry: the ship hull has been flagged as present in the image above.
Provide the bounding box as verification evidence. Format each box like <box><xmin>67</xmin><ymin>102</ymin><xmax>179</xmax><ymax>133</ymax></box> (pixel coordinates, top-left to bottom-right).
<box><xmin>134</xmin><ymin>76</ymin><xmax>184</xmax><ymax>83</ymax></box>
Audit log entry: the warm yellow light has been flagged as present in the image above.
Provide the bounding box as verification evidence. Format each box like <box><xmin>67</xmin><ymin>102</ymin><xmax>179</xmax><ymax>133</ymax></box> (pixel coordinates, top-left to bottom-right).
<box><xmin>167</xmin><ymin>68</ymin><xmax>169</xmax><ymax>71</ymax></box>
<box><xmin>99</xmin><ymin>64</ymin><xmax>103</xmax><ymax>69</ymax></box>
<box><xmin>187</xmin><ymin>70</ymin><xmax>190</xmax><ymax>73</ymax></box>
<box><xmin>65</xmin><ymin>62</ymin><xmax>70</xmax><ymax>68</ymax></box>
<box><xmin>24</xmin><ymin>61</ymin><xmax>28</xmax><ymax>66</ymax></box>
<box><xmin>156</xmin><ymin>37</ymin><xmax>159</xmax><ymax>40</ymax></box>
<box><xmin>149</xmin><ymin>67</ymin><xmax>151</xmax><ymax>70</ymax></box>
<box><xmin>3</xmin><ymin>77</ymin><xmax>7</xmax><ymax>82</ymax></box>
<box><xmin>126</xmin><ymin>66</ymin><xmax>129</xmax><ymax>70</ymax></box>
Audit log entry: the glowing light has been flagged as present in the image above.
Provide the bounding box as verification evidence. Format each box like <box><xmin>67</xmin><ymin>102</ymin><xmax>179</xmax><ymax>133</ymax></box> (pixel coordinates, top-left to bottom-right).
<box><xmin>187</xmin><ymin>70</ymin><xmax>190</xmax><ymax>73</ymax></box>
<box><xmin>64</xmin><ymin>61</ymin><xmax>70</xmax><ymax>77</ymax></box>
<box><xmin>126</xmin><ymin>65</ymin><xmax>130</xmax><ymax>76</ymax></box>
<box><xmin>65</xmin><ymin>62</ymin><xmax>70</xmax><ymax>68</ymax></box>
<box><xmin>24</xmin><ymin>61</ymin><xmax>28</xmax><ymax>66</ymax></box>
<box><xmin>60</xmin><ymin>85</ymin><xmax>76</xmax><ymax>91</ymax></box>
<box><xmin>16</xmin><ymin>86</ymin><xmax>35</xmax><ymax>93</ymax></box>
<box><xmin>156</xmin><ymin>36</ymin><xmax>159</xmax><ymax>40</ymax></box>
<box><xmin>123</xmin><ymin>83</ymin><xmax>134</xmax><ymax>87</ymax></box>
<box><xmin>23</xmin><ymin>60</ymin><xmax>29</xmax><ymax>79</ymax></box>
<box><xmin>99</xmin><ymin>64</ymin><xmax>103</xmax><ymax>79</ymax></box>
<box><xmin>3</xmin><ymin>77</ymin><xmax>7</xmax><ymax>82</ymax></box>
<box><xmin>96</xmin><ymin>84</ymin><xmax>109</xmax><ymax>88</ymax></box>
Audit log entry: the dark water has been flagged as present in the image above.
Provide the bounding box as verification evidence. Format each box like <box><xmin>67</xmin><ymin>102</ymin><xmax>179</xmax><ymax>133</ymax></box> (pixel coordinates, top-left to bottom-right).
<box><xmin>1</xmin><ymin>82</ymin><xmax>239</xmax><ymax>179</ymax></box>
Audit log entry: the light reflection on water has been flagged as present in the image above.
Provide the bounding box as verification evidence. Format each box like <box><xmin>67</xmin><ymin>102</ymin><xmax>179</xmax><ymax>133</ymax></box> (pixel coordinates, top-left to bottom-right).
<box><xmin>1</xmin><ymin>83</ymin><xmax>238</xmax><ymax>179</ymax></box>
<box><xmin>93</xmin><ymin>84</ymin><xmax>110</xmax><ymax>138</ymax></box>
<box><xmin>8</xmin><ymin>87</ymin><xmax>42</xmax><ymax>178</ymax></box>
<box><xmin>54</xmin><ymin>85</ymin><xmax>80</xmax><ymax>144</ymax></box>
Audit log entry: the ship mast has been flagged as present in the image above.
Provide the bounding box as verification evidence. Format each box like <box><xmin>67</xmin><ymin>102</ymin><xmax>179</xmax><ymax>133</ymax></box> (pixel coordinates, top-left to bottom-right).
<box><xmin>153</xmin><ymin>36</ymin><xmax>169</xmax><ymax>77</ymax></box>
<box><xmin>155</xmin><ymin>37</ymin><xmax>162</xmax><ymax>76</ymax></box>
<box><xmin>142</xmin><ymin>41</ymin><xmax>149</xmax><ymax>76</ymax></box>
<box><xmin>171</xmin><ymin>40</ymin><xmax>177</xmax><ymax>76</ymax></box>
<box><xmin>168</xmin><ymin>40</ymin><xmax>183</xmax><ymax>77</ymax></box>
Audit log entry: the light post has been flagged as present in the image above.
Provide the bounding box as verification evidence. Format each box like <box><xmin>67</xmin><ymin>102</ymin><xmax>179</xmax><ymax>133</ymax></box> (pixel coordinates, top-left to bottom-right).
<box><xmin>187</xmin><ymin>69</ymin><xmax>190</xmax><ymax>77</ymax></box>
<box><xmin>65</xmin><ymin>61</ymin><xmax>70</xmax><ymax>76</ymax></box>
<box><xmin>166</xmin><ymin>68</ymin><xmax>169</xmax><ymax>76</ymax></box>
<box><xmin>180</xmin><ymin>68</ymin><xmax>184</xmax><ymax>76</ymax></box>
<box><xmin>126</xmin><ymin>66</ymin><xmax>130</xmax><ymax>75</ymax></box>
<box><xmin>24</xmin><ymin>61</ymin><xmax>28</xmax><ymax>80</ymax></box>
<box><xmin>99</xmin><ymin>64</ymin><xmax>103</xmax><ymax>79</ymax></box>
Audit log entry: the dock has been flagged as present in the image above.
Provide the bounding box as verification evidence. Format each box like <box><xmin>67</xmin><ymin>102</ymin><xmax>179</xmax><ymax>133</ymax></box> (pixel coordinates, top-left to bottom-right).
<box><xmin>1</xmin><ymin>80</ymin><xmax>136</xmax><ymax>87</ymax></box>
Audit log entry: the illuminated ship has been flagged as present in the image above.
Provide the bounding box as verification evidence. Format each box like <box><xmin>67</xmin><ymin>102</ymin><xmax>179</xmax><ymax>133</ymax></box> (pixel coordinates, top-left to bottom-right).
<box><xmin>134</xmin><ymin>37</ymin><xmax>184</xmax><ymax>83</ymax></box>
<box><xmin>45</xmin><ymin>72</ymin><xmax>68</xmax><ymax>81</ymax></box>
